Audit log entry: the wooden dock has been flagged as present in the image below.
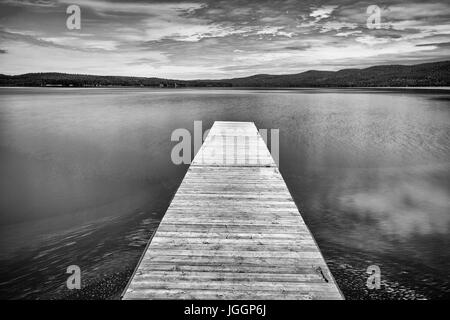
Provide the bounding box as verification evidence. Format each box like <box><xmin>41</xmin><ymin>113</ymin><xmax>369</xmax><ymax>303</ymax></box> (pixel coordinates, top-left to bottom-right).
<box><xmin>122</xmin><ymin>121</ymin><xmax>343</xmax><ymax>300</ymax></box>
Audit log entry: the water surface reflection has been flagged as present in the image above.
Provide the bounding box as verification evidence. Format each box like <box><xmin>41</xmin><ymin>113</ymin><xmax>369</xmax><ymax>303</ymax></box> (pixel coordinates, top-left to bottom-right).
<box><xmin>0</xmin><ymin>87</ymin><xmax>448</xmax><ymax>299</ymax></box>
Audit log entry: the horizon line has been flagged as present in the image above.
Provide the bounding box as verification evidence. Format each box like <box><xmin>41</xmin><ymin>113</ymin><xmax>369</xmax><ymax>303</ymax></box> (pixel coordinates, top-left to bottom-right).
<box><xmin>1</xmin><ymin>59</ymin><xmax>449</xmax><ymax>81</ymax></box>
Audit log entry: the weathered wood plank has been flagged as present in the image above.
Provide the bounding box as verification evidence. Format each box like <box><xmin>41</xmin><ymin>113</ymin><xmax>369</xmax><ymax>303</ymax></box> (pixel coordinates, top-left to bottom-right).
<box><xmin>143</xmin><ymin>255</ymin><xmax>332</xmax><ymax>267</ymax></box>
<box><xmin>122</xmin><ymin>121</ymin><xmax>343</xmax><ymax>300</ymax></box>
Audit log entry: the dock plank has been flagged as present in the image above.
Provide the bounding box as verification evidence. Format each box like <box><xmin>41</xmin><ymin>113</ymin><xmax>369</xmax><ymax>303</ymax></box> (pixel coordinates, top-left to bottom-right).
<box><xmin>122</xmin><ymin>121</ymin><xmax>343</xmax><ymax>300</ymax></box>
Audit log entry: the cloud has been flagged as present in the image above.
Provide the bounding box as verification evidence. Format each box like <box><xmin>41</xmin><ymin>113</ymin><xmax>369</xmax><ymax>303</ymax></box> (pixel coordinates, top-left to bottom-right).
<box><xmin>284</xmin><ymin>44</ymin><xmax>311</xmax><ymax>51</ymax></box>
<box><xmin>320</xmin><ymin>21</ymin><xmax>358</xmax><ymax>33</ymax></box>
<box><xmin>256</xmin><ymin>26</ymin><xmax>293</xmax><ymax>38</ymax></box>
<box><xmin>58</xmin><ymin>0</ymin><xmax>205</xmax><ymax>15</ymax></box>
<box><xmin>339</xmin><ymin>177</ymin><xmax>450</xmax><ymax>236</ymax></box>
<box><xmin>383</xmin><ymin>2</ymin><xmax>450</xmax><ymax>21</ymax></box>
<box><xmin>335</xmin><ymin>30</ymin><xmax>362</xmax><ymax>37</ymax></box>
<box><xmin>355</xmin><ymin>35</ymin><xmax>392</xmax><ymax>45</ymax></box>
<box><xmin>0</xmin><ymin>28</ymin><xmax>68</xmax><ymax>49</ymax></box>
<box><xmin>310</xmin><ymin>5</ymin><xmax>337</xmax><ymax>21</ymax></box>
<box><xmin>41</xmin><ymin>36</ymin><xmax>119</xmax><ymax>50</ymax></box>
<box><xmin>0</xmin><ymin>28</ymin><xmax>118</xmax><ymax>52</ymax></box>
<box><xmin>0</xmin><ymin>0</ymin><xmax>449</xmax><ymax>78</ymax></box>
<box><xmin>416</xmin><ymin>41</ymin><xmax>450</xmax><ymax>47</ymax></box>
<box><xmin>125</xmin><ymin>56</ymin><xmax>169</xmax><ymax>66</ymax></box>
<box><xmin>0</xmin><ymin>0</ymin><xmax>56</xmax><ymax>7</ymax></box>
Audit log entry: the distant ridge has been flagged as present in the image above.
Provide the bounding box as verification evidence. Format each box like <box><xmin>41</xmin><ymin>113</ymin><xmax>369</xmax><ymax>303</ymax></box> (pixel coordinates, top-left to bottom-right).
<box><xmin>1</xmin><ymin>60</ymin><xmax>449</xmax><ymax>87</ymax></box>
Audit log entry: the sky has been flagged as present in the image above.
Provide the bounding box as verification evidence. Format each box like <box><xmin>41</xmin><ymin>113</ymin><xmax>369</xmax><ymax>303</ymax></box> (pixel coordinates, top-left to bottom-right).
<box><xmin>0</xmin><ymin>0</ymin><xmax>449</xmax><ymax>79</ymax></box>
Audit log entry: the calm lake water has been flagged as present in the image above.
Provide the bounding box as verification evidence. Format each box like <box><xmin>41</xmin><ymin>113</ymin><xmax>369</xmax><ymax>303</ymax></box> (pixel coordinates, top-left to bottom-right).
<box><xmin>0</xmin><ymin>87</ymin><xmax>449</xmax><ymax>299</ymax></box>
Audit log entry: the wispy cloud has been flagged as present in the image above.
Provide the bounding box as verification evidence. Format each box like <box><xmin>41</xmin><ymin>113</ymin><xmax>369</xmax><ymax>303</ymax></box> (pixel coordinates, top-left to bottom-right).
<box><xmin>416</xmin><ymin>41</ymin><xmax>450</xmax><ymax>47</ymax></box>
<box><xmin>1</xmin><ymin>0</ymin><xmax>56</xmax><ymax>7</ymax></box>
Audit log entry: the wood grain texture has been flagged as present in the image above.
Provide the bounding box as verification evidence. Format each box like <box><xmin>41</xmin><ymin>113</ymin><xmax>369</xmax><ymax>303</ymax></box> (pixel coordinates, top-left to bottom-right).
<box><xmin>122</xmin><ymin>121</ymin><xmax>343</xmax><ymax>300</ymax></box>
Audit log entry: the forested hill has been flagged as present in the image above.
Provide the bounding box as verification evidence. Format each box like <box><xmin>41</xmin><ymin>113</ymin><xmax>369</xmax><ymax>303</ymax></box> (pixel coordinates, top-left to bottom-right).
<box><xmin>223</xmin><ymin>60</ymin><xmax>450</xmax><ymax>87</ymax></box>
<box><xmin>1</xmin><ymin>60</ymin><xmax>449</xmax><ymax>87</ymax></box>
<box><xmin>0</xmin><ymin>73</ymin><xmax>180</xmax><ymax>87</ymax></box>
